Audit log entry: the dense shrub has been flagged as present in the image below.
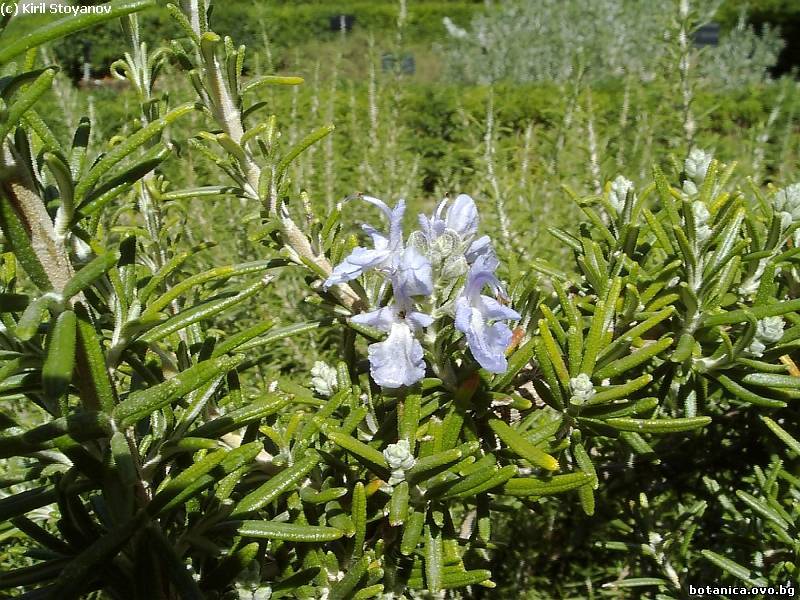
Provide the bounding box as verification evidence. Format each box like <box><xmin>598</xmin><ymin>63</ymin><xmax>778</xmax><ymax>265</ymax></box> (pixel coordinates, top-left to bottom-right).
<box><xmin>440</xmin><ymin>0</ymin><xmax>784</xmax><ymax>87</ymax></box>
<box><xmin>0</xmin><ymin>1</ymin><xmax>799</xmax><ymax>598</ymax></box>
<box><xmin>45</xmin><ymin>1</ymin><xmax>482</xmax><ymax>78</ymax></box>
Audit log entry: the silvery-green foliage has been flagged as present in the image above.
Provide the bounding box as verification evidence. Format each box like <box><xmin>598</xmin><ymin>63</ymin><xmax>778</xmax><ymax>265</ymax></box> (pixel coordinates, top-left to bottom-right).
<box><xmin>441</xmin><ymin>0</ymin><xmax>782</xmax><ymax>87</ymax></box>
<box><xmin>1</xmin><ymin>1</ymin><xmax>799</xmax><ymax>598</ymax></box>
<box><xmin>532</xmin><ymin>149</ymin><xmax>800</xmax><ymax>594</ymax></box>
<box><xmin>441</xmin><ymin>0</ymin><xmax>667</xmax><ymax>84</ymax></box>
<box><xmin>698</xmin><ymin>14</ymin><xmax>784</xmax><ymax>90</ymax></box>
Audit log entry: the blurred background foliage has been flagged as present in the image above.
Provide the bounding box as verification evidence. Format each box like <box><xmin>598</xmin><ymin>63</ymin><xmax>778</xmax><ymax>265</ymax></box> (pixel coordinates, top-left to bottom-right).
<box><xmin>2</xmin><ymin>0</ymin><xmax>800</xmax><ymax>597</ymax></box>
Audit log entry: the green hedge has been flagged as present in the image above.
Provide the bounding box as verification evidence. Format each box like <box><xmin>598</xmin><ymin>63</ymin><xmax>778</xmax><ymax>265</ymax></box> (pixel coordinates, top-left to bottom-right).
<box><xmin>46</xmin><ymin>1</ymin><xmax>482</xmax><ymax>78</ymax></box>
<box><xmin>718</xmin><ymin>0</ymin><xmax>800</xmax><ymax>75</ymax></box>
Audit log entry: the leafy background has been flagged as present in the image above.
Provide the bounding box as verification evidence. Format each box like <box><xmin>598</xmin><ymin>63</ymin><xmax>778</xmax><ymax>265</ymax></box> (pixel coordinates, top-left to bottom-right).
<box><xmin>1</xmin><ymin>0</ymin><xmax>799</xmax><ymax>598</ymax></box>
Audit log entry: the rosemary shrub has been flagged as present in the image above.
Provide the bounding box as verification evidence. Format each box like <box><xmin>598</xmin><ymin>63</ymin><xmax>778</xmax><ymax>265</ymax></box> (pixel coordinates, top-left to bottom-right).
<box><xmin>0</xmin><ymin>1</ymin><xmax>798</xmax><ymax>598</ymax></box>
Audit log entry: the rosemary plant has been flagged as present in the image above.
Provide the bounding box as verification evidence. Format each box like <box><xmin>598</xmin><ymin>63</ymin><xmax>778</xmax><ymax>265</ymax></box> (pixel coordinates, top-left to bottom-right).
<box><xmin>0</xmin><ymin>1</ymin><xmax>798</xmax><ymax>599</ymax></box>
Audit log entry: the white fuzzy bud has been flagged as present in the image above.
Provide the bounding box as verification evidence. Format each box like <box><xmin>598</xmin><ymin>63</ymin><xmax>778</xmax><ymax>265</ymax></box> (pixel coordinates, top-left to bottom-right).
<box><xmin>685</xmin><ymin>148</ymin><xmax>712</xmax><ymax>183</ymax></box>
<box><xmin>747</xmin><ymin>316</ymin><xmax>785</xmax><ymax>357</ymax></box>
<box><xmin>569</xmin><ymin>373</ymin><xmax>595</xmax><ymax>405</ymax></box>
<box><xmin>773</xmin><ymin>183</ymin><xmax>800</xmax><ymax>223</ymax></box>
<box><xmin>310</xmin><ymin>361</ymin><xmax>338</xmax><ymax>398</ymax></box>
<box><xmin>609</xmin><ymin>175</ymin><xmax>634</xmax><ymax>213</ymax></box>
<box><xmin>383</xmin><ymin>440</ymin><xmax>416</xmax><ymax>485</ymax></box>
<box><xmin>692</xmin><ymin>201</ymin><xmax>712</xmax><ymax>244</ymax></box>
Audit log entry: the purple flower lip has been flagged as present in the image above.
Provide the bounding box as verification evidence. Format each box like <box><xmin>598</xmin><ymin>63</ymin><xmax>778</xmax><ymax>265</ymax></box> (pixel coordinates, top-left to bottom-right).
<box><xmin>455</xmin><ymin>255</ymin><xmax>520</xmax><ymax>373</ymax></box>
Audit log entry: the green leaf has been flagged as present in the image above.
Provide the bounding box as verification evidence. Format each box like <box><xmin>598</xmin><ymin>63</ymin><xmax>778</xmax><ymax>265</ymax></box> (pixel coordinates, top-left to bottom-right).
<box><xmin>139</xmin><ymin>277</ymin><xmax>272</xmax><ymax>343</ymax></box>
<box><xmin>231</xmin><ymin>450</ymin><xmax>320</xmax><ymax>517</ymax></box>
<box><xmin>502</xmin><ymin>472</ymin><xmax>592</xmax><ymax>496</ymax></box>
<box><xmin>352</xmin><ymin>481</ymin><xmax>366</xmax><ymax>557</ymax></box>
<box><xmin>424</xmin><ymin>524</ymin><xmax>444</xmax><ymax>594</ymax></box>
<box><xmin>242</xmin><ymin>75</ymin><xmax>304</xmax><ymax>95</ymax></box>
<box><xmin>60</xmin><ymin>252</ymin><xmax>118</xmax><ymax>299</ymax></box>
<box><xmin>604</xmin><ymin>416</ymin><xmax>711</xmax><ymax>433</ymax></box>
<box><xmin>580</xmin><ymin>300</ymin><xmax>607</xmax><ymax>376</ymax></box>
<box><xmin>488</xmin><ymin>418</ymin><xmax>559</xmax><ymax>471</ymax></box>
<box><xmin>142</xmin><ymin>259</ymin><xmax>276</xmax><ymax>318</ymax></box>
<box><xmin>201</xmin><ymin>542</ymin><xmax>260</xmax><ymax>592</ymax></box>
<box><xmin>703</xmin><ymin>298</ymin><xmax>800</xmax><ymax>327</ymax></box>
<box><xmin>74</xmin><ymin>302</ymin><xmax>116</xmax><ymax>412</ymax></box>
<box><xmin>714</xmin><ymin>374</ymin><xmax>786</xmax><ymax>408</ymax></box>
<box><xmin>42</xmin><ymin>310</ymin><xmax>76</xmax><ymax>401</ymax></box>
<box><xmin>276</xmin><ymin>124</ymin><xmax>335</xmax><ymax>180</ymax></box>
<box><xmin>149</xmin><ymin>451</ymin><xmax>227</xmax><ymax>514</ymax></box>
<box><xmin>0</xmin><ymin>412</ymin><xmax>112</xmax><ymax>458</ymax></box>
<box><xmin>444</xmin><ymin>465</ymin><xmax>517</xmax><ymax>498</ymax></box>
<box><xmin>389</xmin><ymin>480</ymin><xmax>410</xmax><ymax>526</ymax></box>
<box><xmin>735</xmin><ymin>490</ymin><xmax>790</xmax><ymax>530</ymax></box>
<box><xmin>236</xmin><ymin>520</ymin><xmax>343</xmax><ymax>542</ymax></box>
<box><xmin>0</xmin><ymin>68</ymin><xmax>56</xmax><ymax>142</ymax></box>
<box><xmin>190</xmin><ymin>394</ymin><xmax>289</xmax><ymax>439</ymax></box>
<box><xmin>73</xmin><ymin>103</ymin><xmax>193</xmax><ymax>202</ymax></box>
<box><xmin>399</xmin><ymin>391</ymin><xmax>422</xmax><ymax>443</ymax></box>
<box><xmin>742</xmin><ymin>373</ymin><xmax>800</xmax><ymax>390</ymax></box>
<box><xmin>329</xmin><ymin>555</ymin><xmax>370</xmax><ymax>600</ymax></box>
<box><xmin>113</xmin><ymin>355</ymin><xmax>241</xmax><ymax>427</ymax></box>
<box><xmin>406</xmin><ymin>567</ymin><xmax>493</xmax><ymax>591</ymax></box>
<box><xmin>400</xmin><ymin>510</ymin><xmax>425</xmax><ymax>555</ymax></box>
<box><xmin>325</xmin><ymin>429</ymin><xmax>389</xmax><ymax>473</ymax></box>
<box><xmin>0</xmin><ymin>198</ymin><xmax>51</xmax><ymax>291</ymax></box>
<box><xmin>700</xmin><ymin>550</ymin><xmax>763</xmax><ymax>586</ymax></box>
<box><xmin>406</xmin><ymin>446</ymin><xmax>471</xmax><ymax>484</ymax></box>
<box><xmin>295</xmin><ymin>389</ymin><xmax>350</xmax><ymax>446</ymax></box>
<box><xmin>760</xmin><ymin>416</ymin><xmax>800</xmax><ymax>455</ymax></box>
<box><xmin>593</xmin><ymin>337</ymin><xmax>673</xmax><ymax>380</ymax></box>
<box><xmin>587</xmin><ymin>374</ymin><xmax>653</xmax><ymax>405</ymax></box>
<box><xmin>0</xmin><ymin>1</ymin><xmax>156</xmax><ymax>65</ymax></box>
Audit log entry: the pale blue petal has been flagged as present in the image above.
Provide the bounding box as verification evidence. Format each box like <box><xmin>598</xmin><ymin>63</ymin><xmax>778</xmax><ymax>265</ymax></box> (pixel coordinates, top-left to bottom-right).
<box><xmin>323</xmin><ymin>247</ymin><xmax>391</xmax><ymax>289</ymax></box>
<box><xmin>351</xmin><ymin>306</ymin><xmax>397</xmax><ymax>332</ymax></box>
<box><xmin>406</xmin><ymin>311</ymin><xmax>434</xmax><ymax>330</ymax></box>
<box><xmin>455</xmin><ymin>300</ymin><xmax>512</xmax><ymax>373</ymax></box>
<box><xmin>362</xmin><ymin>224</ymin><xmax>389</xmax><ymax>250</ymax></box>
<box><xmin>455</xmin><ymin>296</ymin><xmax>473</xmax><ymax>333</ymax></box>
<box><xmin>367</xmin><ymin>323</ymin><xmax>426</xmax><ymax>388</ymax></box>
<box><xmin>465</xmin><ymin>235</ymin><xmax>495</xmax><ymax>265</ymax></box>
<box><xmin>463</xmin><ymin>253</ymin><xmax>502</xmax><ymax>297</ymax></box>
<box><xmin>361</xmin><ymin>196</ymin><xmax>405</xmax><ymax>249</ymax></box>
<box><xmin>446</xmin><ymin>194</ymin><xmax>479</xmax><ymax>237</ymax></box>
<box><xmin>394</xmin><ymin>246</ymin><xmax>433</xmax><ymax>299</ymax></box>
<box><xmin>478</xmin><ymin>295</ymin><xmax>521</xmax><ymax>321</ymax></box>
<box><xmin>361</xmin><ymin>195</ymin><xmax>394</xmax><ymax>221</ymax></box>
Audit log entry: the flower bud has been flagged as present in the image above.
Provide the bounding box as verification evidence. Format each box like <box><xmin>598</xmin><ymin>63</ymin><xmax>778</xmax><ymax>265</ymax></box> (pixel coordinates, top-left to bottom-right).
<box><xmin>383</xmin><ymin>440</ymin><xmax>416</xmax><ymax>484</ymax></box>
<box><xmin>692</xmin><ymin>201</ymin><xmax>712</xmax><ymax>244</ymax></box>
<box><xmin>609</xmin><ymin>175</ymin><xmax>634</xmax><ymax>214</ymax></box>
<box><xmin>569</xmin><ymin>373</ymin><xmax>595</xmax><ymax>405</ymax></box>
<box><xmin>747</xmin><ymin>316</ymin><xmax>785</xmax><ymax>357</ymax></box>
<box><xmin>773</xmin><ymin>183</ymin><xmax>800</xmax><ymax>224</ymax></box>
<box><xmin>684</xmin><ymin>148</ymin><xmax>712</xmax><ymax>183</ymax></box>
<box><xmin>310</xmin><ymin>361</ymin><xmax>338</xmax><ymax>397</ymax></box>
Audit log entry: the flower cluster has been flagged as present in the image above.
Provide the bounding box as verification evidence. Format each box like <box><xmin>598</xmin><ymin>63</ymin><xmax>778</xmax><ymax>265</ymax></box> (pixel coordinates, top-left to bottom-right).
<box><xmin>324</xmin><ymin>195</ymin><xmax>520</xmax><ymax>388</ymax></box>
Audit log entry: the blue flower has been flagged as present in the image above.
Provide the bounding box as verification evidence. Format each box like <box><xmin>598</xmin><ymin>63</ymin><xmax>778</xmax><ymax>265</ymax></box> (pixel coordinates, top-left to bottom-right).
<box><xmin>324</xmin><ymin>197</ymin><xmax>432</xmax><ymax>296</ymax></box>
<box><xmin>323</xmin><ymin>196</ymin><xmax>404</xmax><ymax>290</ymax></box>
<box><xmin>351</xmin><ymin>302</ymin><xmax>433</xmax><ymax>388</ymax></box>
<box><xmin>455</xmin><ymin>255</ymin><xmax>520</xmax><ymax>373</ymax></box>
<box><xmin>416</xmin><ymin>194</ymin><xmax>495</xmax><ymax>265</ymax></box>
